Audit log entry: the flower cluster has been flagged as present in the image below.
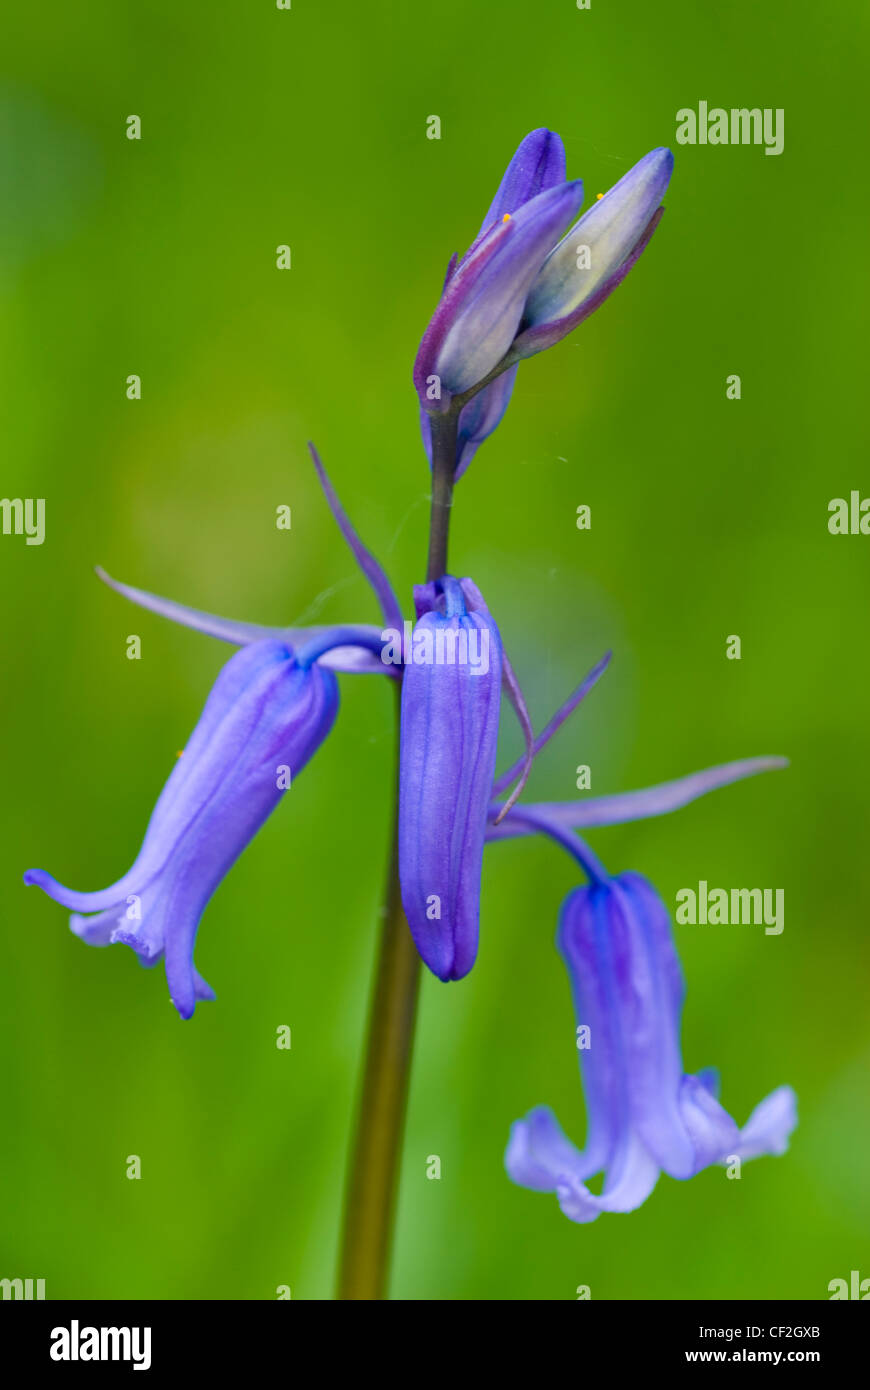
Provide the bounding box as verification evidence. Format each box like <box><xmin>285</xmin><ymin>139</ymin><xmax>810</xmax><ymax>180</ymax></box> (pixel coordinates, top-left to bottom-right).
<box><xmin>26</xmin><ymin>128</ymin><xmax>795</xmax><ymax>1222</ymax></box>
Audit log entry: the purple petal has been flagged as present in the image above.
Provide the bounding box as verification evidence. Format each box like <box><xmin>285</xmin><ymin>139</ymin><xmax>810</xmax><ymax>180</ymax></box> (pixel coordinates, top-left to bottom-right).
<box><xmin>732</xmin><ymin>1086</ymin><xmax>798</xmax><ymax>1162</ymax></box>
<box><xmin>446</xmin><ymin>130</ymin><xmax>568</xmax><ymax>284</ymax></box>
<box><xmin>398</xmin><ymin>604</ymin><xmax>502</xmax><ymax>981</ymax></box>
<box><xmin>412</xmin><ymin>580</ymin><xmax>439</xmax><ymax>620</ymax></box>
<box><xmin>26</xmin><ymin>641</ymin><xmax>339</xmax><ymax>1017</ymax></box>
<box><xmin>515</xmin><ymin>207</ymin><xmax>665</xmax><ymax>359</ymax></box>
<box><xmin>414</xmin><ymin>179</ymin><xmax>584</xmax><ymax>407</ymax></box>
<box><xmin>70</xmin><ymin>904</ymin><xmax>129</xmax><ymax>947</ymax></box>
<box><xmin>455</xmin><ymin>366</ymin><xmax>519</xmax><ymax>479</ymax></box>
<box><xmin>515</xmin><ymin>147</ymin><xmax>673</xmax><ymax>358</ymax></box>
<box><xmin>558</xmin><ymin>883</ymin><xmax>633</xmax><ymax>1173</ymax></box>
<box><xmin>676</xmin><ymin>1074</ymin><xmax>741</xmax><ymax>1175</ymax></box>
<box><xmin>599</xmin><ymin>873</ymin><xmax>701</xmax><ymax>1179</ymax></box>
<box><xmin>476</xmin><ymin>128</ymin><xmax>567</xmax><ymax>239</ymax></box>
<box><xmin>311</xmin><ymin>641</ymin><xmax>398</xmax><ymax>676</ymax></box>
<box><xmin>505</xmin><ymin>1106</ymin><xmax>594</xmax><ymax>1192</ymax></box>
<box><xmin>505</xmin><ymin>1106</ymin><xmax>660</xmax><ymax>1224</ymax></box>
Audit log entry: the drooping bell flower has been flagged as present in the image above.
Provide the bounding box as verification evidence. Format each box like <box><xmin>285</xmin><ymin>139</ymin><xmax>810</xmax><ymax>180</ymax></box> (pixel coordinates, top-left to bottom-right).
<box><xmin>24</xmin><ymin>445</ymin><xmax>402</xmax><ymax>1017</ymax></box>
<box><xmin>398</xmin><ymin>576</ymin><xmax>505</xmax><ymax>982</ymax></box>
<box><xmin>25</xmin><ymin>640</ymin><xmax>338</xmax><ymax>1018</ymax></box>
<box><xmin>415</xmin><ymin>130</ymin><xmax>672</xmax><ymax>478</ymax></box>
<box><xmin>505</xmin><ymin>871</ymin><xmax>797</xmax><ymax>1221</ymax></box>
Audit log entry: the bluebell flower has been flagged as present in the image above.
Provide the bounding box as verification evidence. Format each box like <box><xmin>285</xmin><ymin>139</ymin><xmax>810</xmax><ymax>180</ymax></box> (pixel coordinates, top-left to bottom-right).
<box><xmin>396</xmin><ymin>614</ymin><xmax>789</xmax><ymax>984</ymax></box>
<box><xmin>26</xmin><ymin>641</ymin><xmax>338</xmax><ymax>1018</ymax></box>
<box><xmin>25</xmin><ymin>447</ymin><xmax>402</xmax><ymax>1017</ymax></box>
<box><xmin>396</xmin><ymin>573</ymin><xmax>539</xmax><ymax>981</ymax></box>
<box><xmin>503</xmin><ymin>864</ymin><xmax>797</xmax><ymax>1221</ymax></box>
<box><xmin>415</xmin><ymin>129</ymin><xmax>673</xmax><ymax>477</ymax></box>
<box><xmin>26</xmin><ymin>439</ymin><xmax>789</xmax><ymax>1022</ymax></box>
<box><xmin>398</xmin><ymin>576</ymin><xmax>504</xmax><ymax>981</ymax></box>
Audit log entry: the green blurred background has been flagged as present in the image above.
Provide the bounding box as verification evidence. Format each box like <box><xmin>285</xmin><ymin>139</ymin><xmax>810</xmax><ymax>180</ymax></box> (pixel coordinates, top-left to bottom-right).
<box><xmin>1</xmin><ymin>0</ymin><xmax>867</xmax><ymax>1300</ymax></box>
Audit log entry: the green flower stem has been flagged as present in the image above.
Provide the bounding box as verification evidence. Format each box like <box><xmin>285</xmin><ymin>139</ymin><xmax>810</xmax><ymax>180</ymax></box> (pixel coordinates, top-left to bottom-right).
<box><xmin>336</xmin><ymin>407</ymin><xmax>459</xmax><ymax>1300</ymax></box>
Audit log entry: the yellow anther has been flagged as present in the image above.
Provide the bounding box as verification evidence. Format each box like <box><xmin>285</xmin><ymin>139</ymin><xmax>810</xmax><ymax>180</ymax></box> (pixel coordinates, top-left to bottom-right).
<box><xmin>502</xmin><ymin>213</ymin><xmax>511</xmax><ymax>222</ymax></box>
<box><xmin>596</xmin><ymin>193</ymin><xmax>604</xmax><ymax>200</ymax></box>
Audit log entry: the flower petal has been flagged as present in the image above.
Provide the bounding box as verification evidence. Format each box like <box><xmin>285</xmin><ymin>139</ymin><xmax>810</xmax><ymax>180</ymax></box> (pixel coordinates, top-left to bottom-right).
<box><xmin>505</xmin><ymin>1106</ymin><xmax>660</xmax><ymax>1224</ymax></box>
<box><xmin>27</xmin><ymin>641</ymin><xmax>339</xmax><ymax>1017</ymax></box>
<box><xmin>732</xmin><ymin>1085</ymin><xmax>798</xmax><ymax>1162</ymax></box>
<box><xmin>26</xmin><ymin>640</ymin><xmax>293</xmax><ymax>912</ymax></box>
<box><xmin>414</xmin><ymin>179</ymin><xmax>584</xmax><ymax>407</ymax></box>
<box><xmin>515</xmin><ymin>147</ymin><xmax>673</xmax><ymax>357</ymax></box>
<box><xmin>476</xmin><ymin>128</ymin><xmax>567</xmax><ymax>239</ymax></box>
<box><xmin>398</xmin><ymin>596</ymin><xmax>502</xmax><ymax>980</ymax></box>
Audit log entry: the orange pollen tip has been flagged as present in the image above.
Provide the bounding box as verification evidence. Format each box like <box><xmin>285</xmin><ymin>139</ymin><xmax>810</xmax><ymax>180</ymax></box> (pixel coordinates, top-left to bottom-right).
<box><xmin>596</xmin><ymin>193</ymin><xmax>604</xmax><ymax>201</ymax></box>
<box><xmin>502</xmin><ymin>213</ymin><xmax>511</xmax><ymax>222</ymax></box>
<box><xmin>176</xmin><ymin>750</ymin><xmax>184</xmax><ymax>758</ymax></box>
